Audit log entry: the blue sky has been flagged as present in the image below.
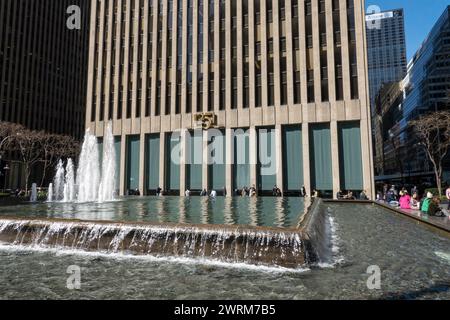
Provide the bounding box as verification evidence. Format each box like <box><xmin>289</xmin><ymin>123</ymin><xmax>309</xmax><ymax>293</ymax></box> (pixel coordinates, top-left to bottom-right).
<box><xmin>365</xmin><ymin>0</ymin><xmax>449</xmax><ymax>61</ymax></box>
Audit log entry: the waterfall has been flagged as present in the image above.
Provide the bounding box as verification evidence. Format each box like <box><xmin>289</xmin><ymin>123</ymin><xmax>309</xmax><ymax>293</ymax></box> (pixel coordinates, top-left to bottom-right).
<box><xmin>53</xmin><ymin>160</ymin><xmax>65</xmax><ymax>201</ymax></box>
<box><xmin>0</xmin><ymin>218</ymin><xmax>306</xmax><ymax>268</ymax></box>
<box><xmin>76</xmin><ymin>130</ymin><xmax>100</xmax><ymax>203</ymax></box>
<box><xmin>98</xmin><ymin>123</ymin><xmax>116</xmax><ymax>202</ymax></box>
<box><xmin>47</xmin><ymin>183</ymin><xmax>53</xmax><ymax>202</ymax></box>
<box><xmin>63</xmin><ymin>159</ymin><xmax>76</xmax><ymax>202</ymax></box>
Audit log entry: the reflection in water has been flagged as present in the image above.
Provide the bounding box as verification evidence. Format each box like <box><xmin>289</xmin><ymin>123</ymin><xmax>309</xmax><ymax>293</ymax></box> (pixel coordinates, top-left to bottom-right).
<box><xmin>0</xmin><ymin>196</ymin><xmax>306</xmax><ymax>228</ymax></box>
<box><xmin>223</xmin><ymin>197</ymin><xmax>233</xmax><ymax>225</ymax></box>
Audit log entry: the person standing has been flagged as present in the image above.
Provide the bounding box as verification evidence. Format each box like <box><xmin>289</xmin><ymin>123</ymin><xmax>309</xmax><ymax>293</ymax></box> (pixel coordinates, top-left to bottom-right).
<box><xmin>446</xmin><ymin>186</ymin><xmax>450</xmax><ymax>211</ymax></box>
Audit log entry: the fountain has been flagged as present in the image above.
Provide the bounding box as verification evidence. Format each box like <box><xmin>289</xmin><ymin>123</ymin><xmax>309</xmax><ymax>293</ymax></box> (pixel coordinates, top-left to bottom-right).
<box><xmin>47</xmin><ymin>122</ymin><xmax>116</xmax><ymax>203</ymax></box>
<box><xmin>30</xmin><ymin>183</ymin><xmax>37</xmax><ymax>203</ymax></box>
<box><xmin>63</xmin><ymin>159</ymin><xmax>75</xmax><ymax>202</ymax></box>
<box><xmin>47</xmin><ymin>183</ymin><xmax>53</xmax><ymax>202</ymax></box>
<box><xmin>98</xmin><ymin>123</ymin><xmax>116</xmax><ymax>202</ymax></box>
<box><xmin>53</xmin><ymin>160</ymin><xmax>65</xmax><ymax>201</ymax></box>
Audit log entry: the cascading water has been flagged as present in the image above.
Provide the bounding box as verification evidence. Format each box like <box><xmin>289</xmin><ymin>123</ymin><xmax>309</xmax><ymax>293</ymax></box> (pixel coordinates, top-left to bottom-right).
<box><xmin>0</xmin><ymin>218</ymin><xmax>306</xmax><ymax>268</ymax></box>
<box><xmin>63</xmin><ymin>159</ymin><xmax>75</xmax><ymax>202</ymax></box>
<box><xmin>98</xmin><ymin>123</ymin><xmax>116</xmax><ymax>202</ymax></box>
<box><xmin>53</xmin><ymin>160</ymin><xmax>65</xmax><ymax>201</ymax></box>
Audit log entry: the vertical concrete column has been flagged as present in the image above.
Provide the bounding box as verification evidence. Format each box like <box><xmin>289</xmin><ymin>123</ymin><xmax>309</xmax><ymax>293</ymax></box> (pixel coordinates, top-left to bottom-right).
<box><xmin>225</xmin><ymin>128</ymin><xmax>234</xmax><ymax>197</ymax></box>
<box><xmin>159</xmin><ymin>132</ymin><xmax>166</xmax><ymax>191</ymax></box>
<box><xmin>339</xmin><ymin>0</ymin><xmax>351</xmax><ymax>101</ymax></box>
<box><xmin>285</xmin><ymin>0</ymin><xmax>295</xmax><ymax>107</ymax></box>
<box><xmin>311</xmin><ymin>0</ymin><xmax>322</xmax><ymax>102</ymax></box>
<box><xmin>325</xmin><ymin>0</ymin><xmax>337</xmax><ymax>103</ymax></box>
<box><xmin>248</xmin><ymin>0</ymin><xmax>256</xmax><ymax>109</ymax></box>
<box><xmin>298</xmin><ymin>0</ymin><xmax>308</xmax><ymax>106</ymax></box>
<box><xmin>302</xmin><ymin>122</ymin><xmax>311</xmax><ymax>196</ymax></box>
<box><xmin>121</xmin><ymin>0</ymin><xmax>131</xmax><ymax>121</ymax></box>
<box><xmin>120</xmin><ymin>133</ymin><xmax>127</xmax><ymax>196</ymax></box>
<box><xmin>275</xmin><ymin>124</ymin><xmax>284</xmax><ymax>192</ymax></box>
<box><xmin>114</xmin><ymin>0</ymin><xmax>124</xmax><ymax>120</ymax></box>
<box><xmin>159</xmin><ymin>1</ymin><xmax>168</xmax><ymax>115</ymax></box>
<box><xmin>225</xmin><ymin>0</ymin><xmax>232</xmax><ymax>112</ymax></box>
<box><xmin>330</xmin><ymin>120</ymin><xmax>341</xmax><ymax>197</ymax></box>
<box><xmin>138</xmin><ymin>132</ymin><xmax>146</xmax><ymax>195</ymax></box>
<box><xmin>213</xmin><ymin>0</ymin><xmax>221</xmax><ymax>113</ymax></box>
<box><xmin>237</xmin><ymin>0</ymin><xmax>244</xmax><ymax>110</ymax></box>
<box><xmin>131</xmin><ymin>0</ymin><xmax>140</xmax><ymax>122</ymax></box>
<box><xmin>260</xmin><ymin>0</ymin><xmax>268</xmax><ymax>107</ymax></box>
<box><xmin>202</xmin><ymin>130</ymin><xmax>209</xmax><ymax>190</ymax></box>
<box><xmin>181</xmin><ymin>0</ymin><xmax>188</xmax><ymax>115</ymax></box>
<box><xmin>104</xmin><ymin>0</ymin><xmax>114</xmax><ymax>121</ymax></box>
<box><xmin>85</xmin><ymin>0</ymin><xmax>98</xmax><ymax>129</ymax></box>
<box><xmin>354</xmin><ymin>0</ymin><xmax>375</xmax><ymax>199</ymax></box>
<box><xmin>179</xmin><ymin>129</ymin><xmax>187</xmax><ymax>196</ymax></box>
<box><xmin>192</xmin><ymin>0</ymin><xmax>199</xmax><ymax>113</ymax></box>
<box><xmin>150</xmin><ymin>2</ymin><xmax>159</xmax><ymax>117</ymax></box>
<box><xmin>249</xmin><ymin>127</ymin><xmax>258</xmax><ymax>189</ymax></box>
<box><xmin>170</xmin><ymin>0</ymin><xmax>179</xmax><ymax>115</ymax></box>
<box><xmin>95</xmin><ymin>0</ymin><xmax>106</xmax><ymax>129</ymax></box>
<box><xmin>202</xmin><ymin>0</ymin><xmax>209</xmax><ymax>112</ymax></box>
<box><xmin>272</xmin><ymin>0</ymin><xmax>281</xmax><ymax>107</ymax></box>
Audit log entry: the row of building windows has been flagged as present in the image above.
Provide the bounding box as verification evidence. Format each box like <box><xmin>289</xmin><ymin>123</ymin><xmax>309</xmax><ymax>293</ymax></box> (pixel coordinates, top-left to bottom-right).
<box><xmin>90</xmin><ymin>0</ymin><xmax>360</xmax><ymax>122</ymax></box>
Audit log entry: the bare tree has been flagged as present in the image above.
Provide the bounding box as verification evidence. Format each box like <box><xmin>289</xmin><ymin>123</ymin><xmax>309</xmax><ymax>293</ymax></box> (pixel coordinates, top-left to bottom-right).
<box><xmin>410</xmin><ymin>111</ymin><xmax>450</xmax><ymax>196</ymax></box>
<box><xmin>39</xmin><ymin>133</ymin><xmax>80</xmax><ymax>187</ymax></box>
<box><xmin>11</xmin><ymin>129</ymin><xmax>44</xmax><ymax>193</ymax></box>
<box><xmin>0</xmin><ymin>122</ymin><xmax>24</xmax><ymax>152</ymax></box>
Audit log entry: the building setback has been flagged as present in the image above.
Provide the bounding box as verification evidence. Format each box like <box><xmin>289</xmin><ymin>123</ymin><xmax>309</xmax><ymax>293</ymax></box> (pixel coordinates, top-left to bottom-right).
<box><xmin>86</xmin><ymin>0</ymin><xmax>374</xmax><ymax>198</ymax></box>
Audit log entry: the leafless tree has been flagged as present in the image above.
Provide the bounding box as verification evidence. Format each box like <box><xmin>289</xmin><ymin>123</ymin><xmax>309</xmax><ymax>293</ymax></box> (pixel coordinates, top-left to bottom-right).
<box><xmin>0</xmin><ymin>121</ymin><xmax>25</xmax><ymax>152</ymax></box>
<box><xmin>410</xmin><ymin>111</ymin><xmax>450</xmax><ymax>196</ymax></box>
<box><xmin>39</xmin><ymin>133</ymin><xmax>80</xmax><ymax>187</ymax></box>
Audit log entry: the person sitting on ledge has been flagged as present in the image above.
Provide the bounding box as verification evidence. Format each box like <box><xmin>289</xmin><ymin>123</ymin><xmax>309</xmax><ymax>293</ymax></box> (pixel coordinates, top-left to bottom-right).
<box><xmin>428</xmin><ymin>196</ymin><xmax>446</xmax><ymax>217</ymax></box>
<box><xmin>359</xmin><ymin>190</ymin><xmax>369</xmax><ymax>201</ymax></box>
<box><xmin>249</xmin><ymin>185</ymin><xmax>257</xmax><ymax>197</ymax></box>
<box><xmin>344</xmin><ymin>191</ymin><xmax>355</xmax><ymax>200</ymax></box>
<box><xmin>336</xmin><ymin>190</ymin><xmax>344</xmax><ymax>200</ymax></box>
<box><xmin>311</xmin><ymin>189</ymin><xmax>319</xmax><ymax>198</ymax></box>
<box><xmin>185</xmin><ymin>189</ymin><xmax>191</xmax><ymax>197</ymax></box>
<box><xmin>399</xmin><ymin>191</ymin><xmax>411</xmax><ymax>210</ymax></box>
<box><xmin>210</xmin><ymin>190</ymin><xmax>217</xmax><ymax>198</ymax></box>
<box><xmin>156</xmin><ymin>187</ymin><xmax>162</xmax><ymax>196</ymax></box>
<box><xmin>410</xmin><ymin>192</ymin><xmax>420</xmax><ymax>210</ymax></box>
<box><xmin>200</xmin><ymin>189</ymin><xmax>207</xmax><ymax>196</ymax></box>
<box><xmin>420</xmin><ymin>192</ymin><xmax>433</xmax><ymax>214</ymax></box>
<box><xmin>300</xmin><ymin>186</ymin><xmax>307</xmax><ymax>198</ymax></box>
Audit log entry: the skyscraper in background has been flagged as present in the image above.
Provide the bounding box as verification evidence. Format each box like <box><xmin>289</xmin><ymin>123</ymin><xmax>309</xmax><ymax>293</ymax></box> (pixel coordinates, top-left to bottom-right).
<box><xmin>366</xmin><ymin>9</ymin><xmax>407</xmax><ymax>112</ymax></box>
<box><xmin>0</xmin><ymin>0</ymin><xmax>90</xmax><ymax>139</ymax></box>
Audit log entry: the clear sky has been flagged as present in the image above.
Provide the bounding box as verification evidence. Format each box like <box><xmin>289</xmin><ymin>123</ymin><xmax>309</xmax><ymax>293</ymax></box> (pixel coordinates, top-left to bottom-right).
<box><xmin>365</xmin><ymin>0</ymin><xmax>450</xmax><ymax>61</ymax></box>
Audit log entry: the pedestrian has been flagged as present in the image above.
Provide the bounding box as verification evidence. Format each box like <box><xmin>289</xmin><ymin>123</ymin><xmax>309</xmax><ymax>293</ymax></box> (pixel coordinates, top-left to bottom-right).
<box><xmin>300</xmin><ymin>186</ymin><xmax>307</xmax><ymax>197</ymax></box>
<box><xmin>446</xmin><ymin>185</ymin><xmax>450</xmax><ymax>211</ymax></box>
<box><xmin>399</xmin><ymin>191</ymin><xmax>411</xmax><ymax>210</ymax></box>
<box><xmin>421</xmin><ymin>192</ymin><xmax>433</xmax><ymax>214</ymax></box>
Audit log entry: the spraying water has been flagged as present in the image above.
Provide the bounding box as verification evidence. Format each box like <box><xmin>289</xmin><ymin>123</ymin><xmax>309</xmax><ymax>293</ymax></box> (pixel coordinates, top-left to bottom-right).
<box><xmin>48</xmin><ymin>122</ymin><xmax>117</xmax><ymax>203</ymax></box>
<box><xmin>98</xmin><ymin>123</ymin><xmax>116</xmax><ymax>202</ymax></box>
<box><xmin>76</xmin><ymin>130</ymin><xmax>101</xmax><ymax>202</ymax></box>
<box><xmin>47</xmin><ymin>183</ymin><xmax>53</xmax><ymax>202</ymax></box>
<box><xmin>63</xmin><ymin>159</ymin><xmax>76</xmax><ymax>202</ymax></box>
<box><xmin>53</xmin><ymin>160</ymin><xmax>65</xmax><ymax>201</ymax></box>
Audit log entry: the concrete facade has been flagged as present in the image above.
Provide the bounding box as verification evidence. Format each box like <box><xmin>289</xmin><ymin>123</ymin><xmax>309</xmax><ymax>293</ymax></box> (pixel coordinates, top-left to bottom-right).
<box><xmin>85</xmin><ymin>0</ymin><xmax>375</xmax><ymax>198</ymax></box>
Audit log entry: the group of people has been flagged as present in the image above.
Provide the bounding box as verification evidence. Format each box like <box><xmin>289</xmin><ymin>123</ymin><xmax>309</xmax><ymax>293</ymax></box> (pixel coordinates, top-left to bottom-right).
<box><xmin>378</xmin><ymin>184</ymin><xmax>449</xmax><ymax>217</ymax></box>
<box><xmin>336</xmin><ymin>190</ymin><xmax>369</xmax><ymax>200</ymax></box>
<box><xmin>235</xmin><ymin>185</ymin><xmax>257</xmax><ymax>197</ymax></box>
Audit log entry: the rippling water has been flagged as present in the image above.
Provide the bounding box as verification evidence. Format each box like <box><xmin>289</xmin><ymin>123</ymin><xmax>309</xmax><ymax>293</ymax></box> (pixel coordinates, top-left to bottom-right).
<box><xmin>0</xmin><ymin>196</ymin><xmax>306</xmax><ymax>228</ymax></box>
<box><xmin>0</xmin><ymin>202</ymin><xmax>448</xmax><ymax>299</ymax></box>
